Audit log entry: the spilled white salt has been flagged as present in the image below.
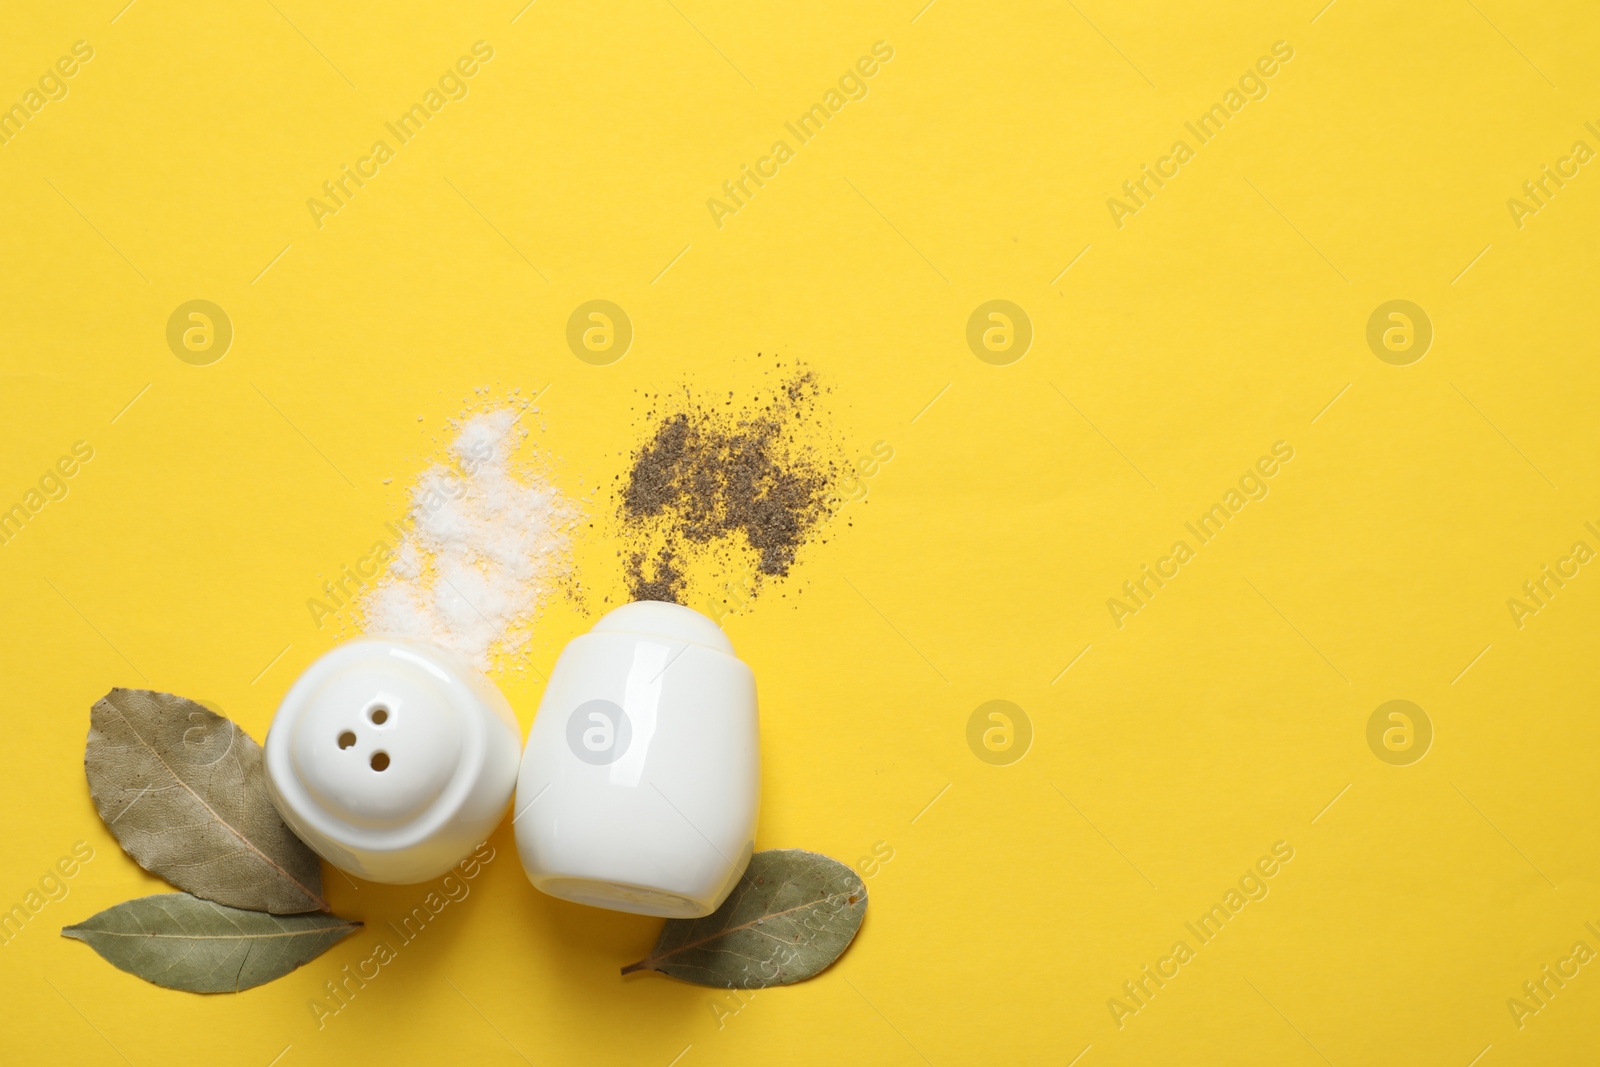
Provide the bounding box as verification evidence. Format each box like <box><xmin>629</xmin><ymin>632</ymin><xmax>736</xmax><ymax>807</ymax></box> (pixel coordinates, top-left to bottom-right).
<box><xmin>359</xmin><ymin>406</ymin><xmax>579</xmax><ymax>671</ymax></box>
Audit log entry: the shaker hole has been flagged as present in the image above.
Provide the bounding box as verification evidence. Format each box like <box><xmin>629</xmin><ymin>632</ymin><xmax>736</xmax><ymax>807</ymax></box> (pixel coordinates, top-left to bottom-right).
<box><xmin>337</xmin><ymin>731</ymin><xmax>357</xmax><ymax>750</ymax></box>
<box><xmin>369</xmin><ymin>706</ymin><xmax>389</xmax><ymax>725</ymax></box>
<box><xmin>370</xmin><ymin>751</ymin><xmax>390</xmax><ymax>771</ymax></box>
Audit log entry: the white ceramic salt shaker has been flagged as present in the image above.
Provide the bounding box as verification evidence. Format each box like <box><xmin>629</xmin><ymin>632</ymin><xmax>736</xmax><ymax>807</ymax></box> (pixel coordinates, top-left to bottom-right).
<box><xmin>264</xmin><ymin>637</ymin><xmax>522</xmax><ymax>884</ymax></box>
<box><xmin>514</xmin><ymin>601</ymin><xmax>759</xmax><ymax>917</ymax></box>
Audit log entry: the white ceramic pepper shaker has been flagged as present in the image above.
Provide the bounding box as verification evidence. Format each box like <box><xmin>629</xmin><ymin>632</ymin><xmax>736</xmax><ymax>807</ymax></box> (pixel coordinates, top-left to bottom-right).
<box><xmin>264</xmin><ymin>637</ymin><xmax>522</xmax><ymax>884</ymax></box>
<box><xmin>514</xmin><ymin>601</ymin><xmax>759</xmax><ymax>918</ymax></box>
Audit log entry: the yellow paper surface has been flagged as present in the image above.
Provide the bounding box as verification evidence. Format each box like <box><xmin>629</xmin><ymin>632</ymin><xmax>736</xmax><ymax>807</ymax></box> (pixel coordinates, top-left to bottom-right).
<box><xmin>2</xmin><ymin>2</ymin><xmax>1598</xmax><ymax>1064</ymax></box>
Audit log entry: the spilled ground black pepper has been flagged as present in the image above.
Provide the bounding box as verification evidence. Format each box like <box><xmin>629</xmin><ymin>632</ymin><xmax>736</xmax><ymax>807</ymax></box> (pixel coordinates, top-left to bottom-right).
<box><xmin>619</xmin><ymin>364</ymin><xmax>840</xmax><ymax>604</ymax></box>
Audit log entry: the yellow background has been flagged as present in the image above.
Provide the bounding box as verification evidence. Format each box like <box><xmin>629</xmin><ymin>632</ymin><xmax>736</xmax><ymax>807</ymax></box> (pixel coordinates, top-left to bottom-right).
<box><xmin>2</xmin><ymin>1</ymin><xmax>1598</xmax><ymax>1064</ymax></box>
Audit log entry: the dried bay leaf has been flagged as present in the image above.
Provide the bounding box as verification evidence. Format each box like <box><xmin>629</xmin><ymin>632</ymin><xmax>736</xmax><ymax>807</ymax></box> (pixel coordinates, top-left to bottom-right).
<box><xmin>622</xmin><ymin>849</ymin><xmax>867</xmax><ymax>987</ymax></box>
<box><xmin>62</xmin><ymin>894</ymin><xmax>359</xmax><ymax>993</ymax></box>
<box><xmin>85</xmin><ymin>688</ymin><xmax>328</xmax><ymax>914</ymax></box>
